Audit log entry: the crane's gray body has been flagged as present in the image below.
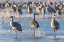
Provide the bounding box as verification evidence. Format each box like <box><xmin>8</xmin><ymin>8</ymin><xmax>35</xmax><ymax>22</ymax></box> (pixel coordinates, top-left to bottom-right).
<box><xmin>10</xmin><ymin>16</ymin><xmax>22</xmax><ymax>31</ymax></box>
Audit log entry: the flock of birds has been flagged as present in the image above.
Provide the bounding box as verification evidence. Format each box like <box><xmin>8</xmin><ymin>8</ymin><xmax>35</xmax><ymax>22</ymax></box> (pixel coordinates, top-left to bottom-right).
<box><xmin>0</xmin><ymin>0</ymin><xmax>63</xmax><ymax>39</ymax></box>
<box><xmin>0</xmin><ymin>0</ymin><xmax>63</xmax><ymax>15</ymax></box>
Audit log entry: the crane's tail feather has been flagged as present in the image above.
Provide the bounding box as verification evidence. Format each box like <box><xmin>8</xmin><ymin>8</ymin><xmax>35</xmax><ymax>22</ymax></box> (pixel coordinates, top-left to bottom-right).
<box><xmin>55</xmin><ymin>27</ymin><xmax>59</xmax><ymax>30</ymax></box>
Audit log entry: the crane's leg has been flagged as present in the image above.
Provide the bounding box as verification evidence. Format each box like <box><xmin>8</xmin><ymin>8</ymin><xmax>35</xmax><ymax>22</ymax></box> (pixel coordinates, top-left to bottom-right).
<box><xmin>54</xmin><ymin>29</ymin><xmax>56</xmax><ymax>37</ymax></box>
<box><xmin>54</xmin><ymin>29</ymin><xmax>55</xmax><ymax>33</ymax></box>
<box><xmin>44</xmin><ymin>14</ymin><xmax>45</xmax><ymax>19</ymax></box>
<box><xmin>30</xmin><ymin>12</ymin><xmax>31</xmax><ymax>15</ymax></box>
<box><xmin>34</xmin><ymin>29</ymin><xmax>35</xmax><ymax>36</ymax></box>
<box><xmin>15</xmin><ymin>30</ymin><xmax>17</xmax><ymax>39</ymax></box>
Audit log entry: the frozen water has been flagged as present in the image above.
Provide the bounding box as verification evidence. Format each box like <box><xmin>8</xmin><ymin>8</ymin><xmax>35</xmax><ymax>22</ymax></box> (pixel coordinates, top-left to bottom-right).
<box><xmin>0</xmin><ymin>9</ymin><xmax>64</xmax><ymax>42</ymax></box>
<box><xmin>0</xmin><ymin>12</ymin><xmax>64</xmax><ymax>42</ymax></box>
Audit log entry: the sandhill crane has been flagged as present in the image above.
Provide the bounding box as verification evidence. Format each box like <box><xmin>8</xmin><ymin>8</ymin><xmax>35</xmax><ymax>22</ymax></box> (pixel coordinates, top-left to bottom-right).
<box><xmin>10</xmin><ymin>16</ymin><xmax>22</xmax><ymax>39</ymax></box>
<box><xmin>56</xmin><ymin>10</ymin><xmax>62</xmax><ymax>20</ymax></box>
<box><xmin>11</xmin><ymin>2</ymin><xmax>17</xmax><ymax>10</ymax></box>
<box><xmin>5</xmin><ymin>1</ymin><xmax>9</xmax><ymax>8</ymax></box>
<box><xmin>16</xmin><ymin>5</ymin><xmax>22</xmax><ymax>15</ymax></box>
<box><xmin>0</xmin><ymin>3</ymin><xmax>3</xmax><ymax>8</ymax></box>
<box><xmin>51</xmin><ymin>15</ymin><xmax>59</xmax><ymax>37</ymax></box>
<box><xmin>41</xmin><ymin>7</ymin><xmax>45</xmax><ymax>19</ymax></box>
<box><xmin>57</xmin><ymin>10</ymin><xmax>61</xmax><ymax>15</ymax></box>
<box><xmin>32</xmin><ymin>1</ymin><xmax>36</xmax><ymax>8</ymax></box>
<box><xmin>32</xmin><ymin>1</ymin><xmax>37</xmax><ymax>8</ymax></box>
<box><xmin>11</xmin><ymin>2</ymin><xmax>17</xmax><ymax>16</ymax></box>
<box><xmin>36</xmin><ymin>6</ymin><xmax>41</xmax><ymax>13</ymax></box>
<box><xmin>4</xmin><ymin>0</ymin><xmax>11</xmax><ymax>8</ymax></box>
<box><xmin>46</xmin><ymin>6</ymin><xmax>56</xmax><ymax>18</ymax></box>
<box><xmin>41</xmin><ymin>7</ymin><xmax>45</xmax><ymax>14</ymax></box>
<box><xmin>16</xmin><ymin>4</ymin><xmax>22</xmax><ymax>19</ymax></box>
<box><xmin>28</xmin><ymin>5</ymin><xmax>32</xmax><ymax>14</ymax></box>
<box><xmin>0</xmin><ymin>2</ymin><xmax>7</xmax><ymax>8</ymax></box>
<box><xmin>30</xmin><ymin>13</ymin><xmax>39</xmax><ymax>36</ymax></box>
<box><xmin>11</xmin><ymin>2</ymin><xmax>22</xmax><ymax>18</ymax></box>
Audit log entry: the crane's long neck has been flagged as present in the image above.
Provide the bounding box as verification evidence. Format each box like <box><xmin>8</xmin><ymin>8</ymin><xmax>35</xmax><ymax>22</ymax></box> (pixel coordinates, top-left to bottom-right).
<box><xmin>34</xmin><ymin>14</ymin><xmax>35</xmax><ymax>20</ymax></box>
<box><xmin>10</xmin><ymin>17</ymin><xmax>13</xmax><ymax>25</ymax></box>
<box><xmin>52</xmin><ymin>18</ymin><xmax>55</xmax><ymax>22</ymax></box>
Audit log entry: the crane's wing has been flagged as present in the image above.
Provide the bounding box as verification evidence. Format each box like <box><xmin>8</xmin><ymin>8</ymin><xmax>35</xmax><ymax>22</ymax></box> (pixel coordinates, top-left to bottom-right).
<box><xmin>34</xmin><ymin>20</ymin><xmax>40</xmax><ymax>28</ymax></box>
<box><xmin>30</xmin><ymin>20</ymin><xmax>39</xmax><ymax>28</ymax></box>
<box><xmin>13</xmin><ymin>22</ymin><xmax>22</xmax><ymax>31</ymax></box>
<box><xmin>54</xmin><ymin>21</ymin><xmax>59</xmax><ymax>30</ymax></box>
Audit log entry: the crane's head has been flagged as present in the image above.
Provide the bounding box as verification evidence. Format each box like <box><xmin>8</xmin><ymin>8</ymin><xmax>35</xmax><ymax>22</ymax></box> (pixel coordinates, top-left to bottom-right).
<box><xmin>10</xmin><ymin>16</ymin><xmax>13</xmax><ymax>24</ymax></box>
<box><xmin>10</xmin><ymin>16</ymin><xmax>13</xmax><ymax>18</ymax></box>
